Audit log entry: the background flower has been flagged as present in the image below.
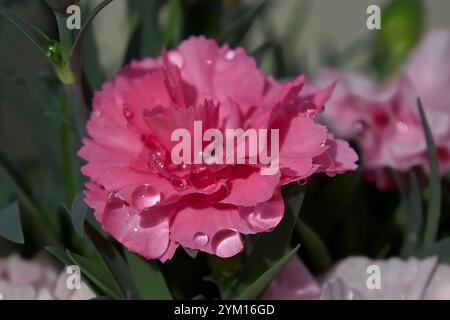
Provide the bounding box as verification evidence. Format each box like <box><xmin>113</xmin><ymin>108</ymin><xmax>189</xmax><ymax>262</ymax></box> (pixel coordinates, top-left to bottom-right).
<box><xmin>0</xmin><ymin>254</ymin><xmax>94</xmax><ymax>300</ymax></box>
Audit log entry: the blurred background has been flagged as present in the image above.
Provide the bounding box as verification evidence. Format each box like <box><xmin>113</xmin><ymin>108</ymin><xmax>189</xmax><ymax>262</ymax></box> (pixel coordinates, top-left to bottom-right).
<box><xmin>1</xmin><ymin>0</ymin><xmax>449</xmax><ymax>299</ymax></box>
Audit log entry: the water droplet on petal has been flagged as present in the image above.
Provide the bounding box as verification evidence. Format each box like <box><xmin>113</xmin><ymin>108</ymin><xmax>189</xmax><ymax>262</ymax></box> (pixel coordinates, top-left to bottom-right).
<box><xmin>93</xmin><ymin>110</ymin><xmax>102</xmax><ymax>118</ymax></box>
<box><xmin>148</xmin><ymin>151</ymin><xmax>169</xmax><ymax>176</ymax></box>
<box><xmin>123</xmin><ymin>107</ymin><xmax>133</xmax><ymax>121</ymax></box>
<box><xmin>225</xmin><ymin>50</ymin><xmax>235</xmax><ymax>60</ymax></box>
<box><xmin>170</xmin><ymin>176</ymin><xmax>187</xmax><ymax>192</ymax></box>
<box><xmin>305</xmin><ymin>108</ymin><xmax>317</xmax><ymax>119</ymax></box>
<box><xmin>206</xmin><ymin>59</ymin><xmax>212</xmax><ymax>65</ymax></box>
<box><xmin>352</xmin><ymin>120</ymin><xmax>365</xmax><ymax>134</ymax></box>
<box><xmin>193</xmin><ymin>232</ymin><xmax>209</xmax><ymax>246</ymax></box>
<box><xmin>396</xmin><ymin>121</ymin><xmax>409</xmax><ymax>134</ymax></box>
<box><xmin>130</xmin><ymin>184</ymin><xmax>161</xmax><ymax>212</ymax></box>
<box><xmin>168</xmin><ymin>51</ymin><xmax>184</xmax><ymax>68</ymax></box>
<box><xmin>320</xmin><ymin>139</ymin><xmax>327</xmax><ymax>147</ymax></box>
<box><xmin>190</xmin><ymin>167</ymin><xmax>216</xmax><ymax>189</ymax></box>
<box><xmin>211</xmin><ymin>229</ymin><xmax>243</xmax><ymax>258</ymax></box>
<box><xmin>133</xmin><ymin>228</ymin><xmax>138</xmax><ymax>232</ymax></box>
<box><xmin>205</xmin><ymin>183</ymin><xmax>229</xmax><ymax>203</ymax></box>
<box><xmin>105</xmin><ymin>192</ymin><xmax>129</xmax><ymax>210</ymax></box>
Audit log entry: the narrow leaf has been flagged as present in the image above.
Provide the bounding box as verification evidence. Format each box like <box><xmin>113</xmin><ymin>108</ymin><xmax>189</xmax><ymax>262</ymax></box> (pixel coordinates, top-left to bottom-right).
<box><xmin>418</xmin><ymin>98</ymin><xmax>442</xmax><ymax>248</ymax></box>
<box><xmin>420</xmin><ymin>237</ymin><xmax>450</xmax><ymax>262</ymax></box>
<box><xmin>70</xmin><ymin>0</ymin><xmax>115</xmax><ymax>58</ymax></box>
<box><xmin>236</xmin><ymin>245</ymin><xmax>300</xmax><ymax>300</ymax></box>
<box><xmin>45</xmin><ymin>246</ymin><xmax>73</xmax><ymax>265</ymax></box>
<box><xmin>70</xmin><ymin>193</ymin><xmax>88</xmax><ymax>237</ymax></box>
<box><xmin>85</xmin><ymin>222</ymin><xmax>138</xmax><ymax>298</ymax></box>
<box><xmin>125</xmin><ymin>251</ymin><xmax>173</xmax><ymax>300</ymax></box>
<box><xmin>0</xmin><ymin>202</ymin><xmax>24</xmax><ymax>244</ymax></box>
<box><xmin>0</xmin><ymin>4</ymin><xmax>54</xmax><ymax>56</ymax></box>
<box><xmin>66</xmin><ymin>249</ymin><xmax>123</xmax><ymax>299</ymax></box>
<box><xmin>227</xmin><ymin>187</ymin><xmax>304</xmax><ymax>298</ymax></box>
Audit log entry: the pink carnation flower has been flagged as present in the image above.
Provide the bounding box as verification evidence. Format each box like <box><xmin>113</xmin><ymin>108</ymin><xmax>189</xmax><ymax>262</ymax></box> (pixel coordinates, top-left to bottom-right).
<box><xmin>0</xmin><ymin>254</ymin><xmax>95</xmax><ymax>300</ymax></box>
<box><xmin>318</xmin><ymin>31</ymin><xmax>450</xmax><ymax>188</ymax></box>
<box><xmin>79</xmin><ymin>36</ymin><xmax>357</xmax><ymax>262</ymax></box>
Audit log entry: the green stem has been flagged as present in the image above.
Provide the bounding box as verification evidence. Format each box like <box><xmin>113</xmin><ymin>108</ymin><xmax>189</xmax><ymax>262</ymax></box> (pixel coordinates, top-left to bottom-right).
<box><xmin>59</xmin><ymin>92</ymin><xmax>79</xmax><ymax>202</ymax></box>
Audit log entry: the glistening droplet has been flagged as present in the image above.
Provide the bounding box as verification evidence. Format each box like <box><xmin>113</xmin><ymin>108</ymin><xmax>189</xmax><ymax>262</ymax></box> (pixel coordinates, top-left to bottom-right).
<box><xmin>170</xmin><ymin>176</ymin><xmax>187</xmax><ymax>192</ymax></box>
<box><xmin>211</xmin><ymin>229</ymin><xmax>243</xmax><ymax>258</ymax></box>
<box><xmin>225</xmin><ymin>50</ymin><xmax>235</xmax><ymax>60</ymax></box>
<box><xmin>193</xmin><ymin>232</ymin><xmax>209</xmax><ymax>247</ymax></box>
<box><xmin>130</xmin><ymin>184</ymin><xmax>161</xmax><ymax>212</ymax></box>
<box><xmin>190</xmin><ymin>167</ymin><xmax>216</xmax><ymax>189</ymax></box>
<box><xmin>168</xmin><ymin>51</ymin><xmax>184</xmax><ymax>68</ymax></box>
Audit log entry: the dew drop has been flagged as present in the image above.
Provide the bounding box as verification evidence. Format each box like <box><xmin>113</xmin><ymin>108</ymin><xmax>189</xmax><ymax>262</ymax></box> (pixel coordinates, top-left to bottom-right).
<box><xmin>130</xmin><ymin>184</ymin><xmax>161</xmax><ymax>212</ymax></box>
<box><xmin>225</xmin><ymin>50</ymin><xmax>235</xmax><ymax>60</ymax></box>
<box><xmin>352</xmin><ymin>121</ymin><xmax>365</xmax><ymax>134</ymax></box>
<box><xmin>206</xmin><ymin>59</ymin><xmax>213</xmax><ymax>65</ymax></box>
<box><xmin>122</xmin><ymin>107</ymin><xmax>134</xmax><ymax>121</ymax></box>
<box><xmin>205</xmin><ymin>183</ymin><xmax>229</xmax><ymax>203</ymax></box>
<box><xmin>190</xmin><ymin>167</ymin><xmax>216</xmax><ymax>189</ymax></box>
<box><xmin>105</xmin><ymin>192</ymin><xmax>129</xmax><ymax>210</ymax></box>
<box><xmin>211</xmin><ymin>229</ymin><xmax>243</xmax><ymax>258</ymax></box>
<box><xmin>305</xmin><ymin>108</ymin><xmax>317</xmax><ymax>119</ymax></box>
<box><xmin>193</xmin><ymin>232</ymin><xmax>209</xmax><ymax>247</ymax></box>
<box><xmin>170</xmin><ymin>176</ymin><xmax>187</xmax><ymax>192</ymax></box>
<box><xmin>320</xmin><ymin>139</ymin><xmax>327</xmax><ymax>147</ymax></box>
<box><xmin>168</xmin><ymin>51</ymin><xmax>184</xmax><ymax>68</ymax></box>
<box><xmin>148</xmin><ymin>151</ymin><xmax>166</xmax><ymax>172</ymax></box>
<box><xmin>93</xmin><ymin>110</ymin><xmax>102</xmax><ymax>118</ymax></box>
<box><xmin>396</xmin><ymin>121</ymin><xmax>409</xmax><ymax>134</ymax></box>
<box><xmin>133</xmin><ymin>228</ymin><xmax>138</xmax><ymax>233</ymax></box>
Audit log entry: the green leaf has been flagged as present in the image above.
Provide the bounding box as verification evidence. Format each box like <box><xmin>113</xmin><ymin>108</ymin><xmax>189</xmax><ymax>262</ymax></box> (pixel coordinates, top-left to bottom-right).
<box><xmin>70</xmin><ymin>193</ymin><xmax>88</xmax><ymax>237</ymax></box>
<box><xmin>418</xmin><ymin>99</ymin><xmax>442</xmax><ymax>248</ymax></box>
<box><xmin>125</xmin><ymin>251</ymin><xmax>173</xmax><ymax>300</ymax></box>
<box><xmin>66</xmin><ymin>249</ymin><xmax>123</xmax><ymax>299</ymax></box>
<box><xmin>0</xmin><ymin>4</ymin><xmax>54</xmax><ymax>57</ymax></box>
<box><xmin>236</xmin><ymin>245</ymin><xmax>300</xmax><ymax>300</ymax></box>
<box><xmin>219</xmin><ymin>0</ymin><xmax>267</xmax><ymax>46</ymax></box>
<box><xmin>373</xmin><ymin>0</ymin><xmax>424</xmax><ymax>79</ymax></box>
<box><xmin>85</xmin><ymin>222</ymin><xmax>138</xmax><ymax>299</ymax></box>
<box><xmin>45</xmin><ymin>246</ymin><xmax>73</xmax><ymax>265</ymax></box>
<box><xmin>0</xmin><ymin>202</ymin><xmax>24</xmax><ymax>244</ymax></box>
<box><xmin>70</xmin><ymin>0</ymin><xmax>115</xmax><ymax>59</ymax></box>
<box><xmin>161</xmin><ymin>0</ymin><xmax>182</xmax><ymax>48</ymax></box>
<box><xmin>420</xmin><ymin>237</ymin><xmax>450</xmax><ymax>262</ymax></box>
<box><xmin>227</xmin><ymin>187</ymin><xmax>304</xmax><ymax>298</ymax></box>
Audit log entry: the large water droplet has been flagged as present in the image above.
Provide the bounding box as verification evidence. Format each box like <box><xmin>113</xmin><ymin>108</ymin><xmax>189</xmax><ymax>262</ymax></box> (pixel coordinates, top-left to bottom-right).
<box><xmin>130</xmin><ymin>184</ymin><xmax>161</xmax><ymax>212</ymax></box>
<box><xmin>211</xmin><ymin>229</ymin><xmax>243</xmax><ymax>258</ymax></box>
<box><xmin>190</xmin><ymin>167</ymin><xmax>216</xmax><ymax>189</ymax></box>
<box><xmin>170</xmin><ymin>176</ymin><xmax>187</xmax><ymax>192</ymax></box>
<box><xmin>193</xmin><ymin>232</ymin><xmax>209</xmax><ymax>247</ymax></box>
<box><xmin>225</xmin><ymin>50</ymin><xmax>235</xmax><ymax>60</ymax></box>
<box><xmin>168</xmin><ymin>51</ymin><xmax>184</xmax><ymax>68</ymax></box>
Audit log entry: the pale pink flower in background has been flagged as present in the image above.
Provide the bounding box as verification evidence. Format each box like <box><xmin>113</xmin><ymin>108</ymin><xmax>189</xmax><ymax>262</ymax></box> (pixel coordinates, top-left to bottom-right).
<box><xmin>263</xmin><ymin>256</ymin><xmax>321</xmax><ymax>300</ymax></box>
<box><xmin>79</xmin><ymin>36</ymin><xmax>358</xmax><ymax>262</ymax></box>
<box><xmin>0</xmin><ymin>254</ymin><xmax>95</xmax><ymax>300</ymax></box>
<box><xmin>317</xmin><ymin>30</ymin><xmax>450</xmax><ymax>189</ymax></box>
<box><xmin>320</xmin><ymin>256</ymin><xmax>450</xmax><ymax>300</ymax></box>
